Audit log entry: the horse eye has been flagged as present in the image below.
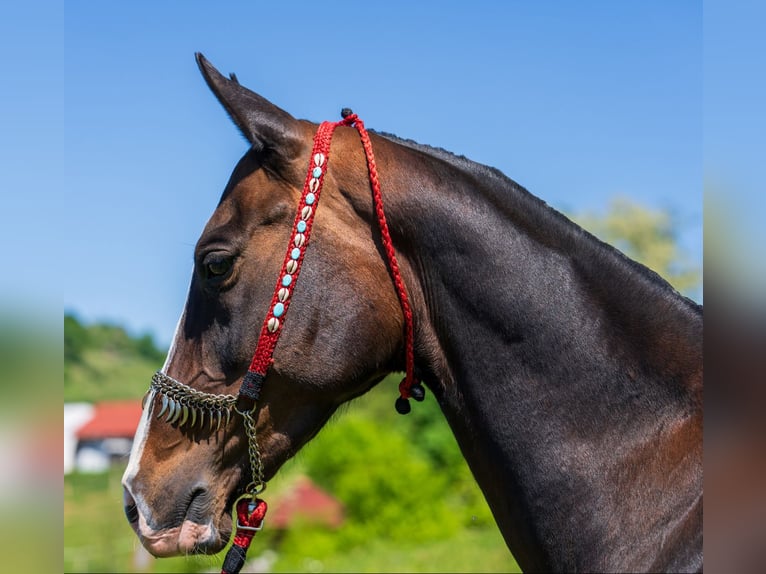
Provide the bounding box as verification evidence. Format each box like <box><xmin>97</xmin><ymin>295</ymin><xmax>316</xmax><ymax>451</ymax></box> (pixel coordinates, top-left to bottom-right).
<box><xmin>202</xmin><ymin>253</ymin><xmax>234</xmax><ymax>281</ymax></box>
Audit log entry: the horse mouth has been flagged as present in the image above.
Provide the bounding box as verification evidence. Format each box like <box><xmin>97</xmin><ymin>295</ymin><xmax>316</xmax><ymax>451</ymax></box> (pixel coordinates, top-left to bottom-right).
<box><xmin>123</xmin><ymin>488</ymin><xmax>231</xmax><ymax>557</ymax></box>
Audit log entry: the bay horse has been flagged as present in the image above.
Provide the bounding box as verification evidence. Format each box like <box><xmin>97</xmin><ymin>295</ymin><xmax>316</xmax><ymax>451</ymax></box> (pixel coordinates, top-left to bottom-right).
<box><xmin>122</xmin><ymin>54</ymin><xmax>703</xmax><ymax>573</ymax></box>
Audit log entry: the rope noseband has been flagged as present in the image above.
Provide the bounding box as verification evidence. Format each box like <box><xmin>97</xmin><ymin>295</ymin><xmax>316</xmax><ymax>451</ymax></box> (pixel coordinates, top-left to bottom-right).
<box><xmin>143</xmin><ymin>112</ymin><xmax>422</xmax><ymax>573</ymax></box>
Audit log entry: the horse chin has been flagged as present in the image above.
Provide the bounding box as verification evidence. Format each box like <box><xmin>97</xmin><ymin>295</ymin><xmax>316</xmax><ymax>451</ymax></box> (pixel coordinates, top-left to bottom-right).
<box><xmin>136</xmin><ymin>514</ymin><xmax>230</xmax><ymax>558</ymax></box>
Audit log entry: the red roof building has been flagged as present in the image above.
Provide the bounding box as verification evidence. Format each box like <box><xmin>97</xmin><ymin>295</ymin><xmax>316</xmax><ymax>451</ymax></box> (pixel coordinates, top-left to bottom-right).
<box><xmin>269</xmin><ymin>476</ymin><xmax>344</xmax><ymax>529</ymax></box>
<box><xmin>75</xmin><ymin>400</ymin><xmax>142</xmax><ymax>440</ymax></box>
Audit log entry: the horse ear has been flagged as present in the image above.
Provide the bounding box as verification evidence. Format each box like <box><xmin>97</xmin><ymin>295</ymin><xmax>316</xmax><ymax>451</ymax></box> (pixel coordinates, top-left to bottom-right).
<box><xmin>195</xmin><ymin>53</ymin><xmax>302</xmax><ymax>157</ymax></box>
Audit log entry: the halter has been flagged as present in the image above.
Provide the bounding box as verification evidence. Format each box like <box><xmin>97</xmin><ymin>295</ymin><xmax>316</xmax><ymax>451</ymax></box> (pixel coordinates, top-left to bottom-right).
<box><xmin>142</xmin><ymin>112</ymin><xmax>423</xmax><ymax>573</ymax></box>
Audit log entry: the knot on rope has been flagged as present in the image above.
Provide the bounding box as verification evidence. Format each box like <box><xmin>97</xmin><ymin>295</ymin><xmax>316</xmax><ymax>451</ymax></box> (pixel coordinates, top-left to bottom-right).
<box><xmin>220</xmin><ymin>497</ymin><xmax>268</xmax><ymax>574</ymax></box>
<box><xmin>340</xmin><ymin>111</ymin><xmax>358</xmax><ymax>127</ymax></box>
<box><xmin>395</xmin><ymin>377</ymin><xmax>425</xmax><ymax>415</ymax></box>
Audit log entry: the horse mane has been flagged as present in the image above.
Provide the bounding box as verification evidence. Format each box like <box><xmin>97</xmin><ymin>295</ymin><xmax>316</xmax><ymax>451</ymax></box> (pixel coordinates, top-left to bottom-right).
<box><xmin>375</xmin><ymin>130</ymin><xmax>702</xmax><ymax>315</ymax></box>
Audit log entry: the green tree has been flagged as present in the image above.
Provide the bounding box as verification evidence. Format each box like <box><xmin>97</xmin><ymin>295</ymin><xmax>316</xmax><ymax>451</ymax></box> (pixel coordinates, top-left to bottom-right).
<box><xmin>573</xmin><ymin>197</ymin><xmax>701</xmax><ymax>296</ymax></box>
<box><xmin>134</xmin><ymin>332</ymin><xmax>166</xmax><ymax>363</ymax></box>
<box><xmin>64</xmin><ymin>312</ymin><xmax>166</xmax><ymax>401</ymax></box>
<box><xmin>302</xmin><ymin>414</ymin><xmax>462</xmax><ymax>546</ymax></box>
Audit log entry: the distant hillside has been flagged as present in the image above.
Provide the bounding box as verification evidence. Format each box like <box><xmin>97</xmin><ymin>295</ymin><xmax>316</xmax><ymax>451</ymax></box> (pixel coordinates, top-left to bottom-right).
<box><xmin>64</xmin><ymin>313</ymin><xmax>166</xmax><ymax>402</ymax></box>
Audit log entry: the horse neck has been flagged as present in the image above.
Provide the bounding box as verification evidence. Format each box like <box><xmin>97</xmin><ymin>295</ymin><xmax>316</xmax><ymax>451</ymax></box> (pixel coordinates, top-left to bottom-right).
<box><xmin>377</xmin><ymin>140</ymin><xmax>703</xmax><ymax>572</ymax></box>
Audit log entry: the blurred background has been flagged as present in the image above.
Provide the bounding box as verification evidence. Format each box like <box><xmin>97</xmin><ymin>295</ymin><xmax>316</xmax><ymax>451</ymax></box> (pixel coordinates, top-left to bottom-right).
<box><xmin>1</xmin><ymin>0</ymin><xmax>762</xmax><ymax>572</ymax></box>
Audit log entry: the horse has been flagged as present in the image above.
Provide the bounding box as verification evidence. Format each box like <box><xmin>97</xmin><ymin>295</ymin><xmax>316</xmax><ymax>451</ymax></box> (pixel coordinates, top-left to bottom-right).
<box><xmin>122</xmin><ymin>53</ymin><xmax>703</xmax><ymax>573</ymax></box>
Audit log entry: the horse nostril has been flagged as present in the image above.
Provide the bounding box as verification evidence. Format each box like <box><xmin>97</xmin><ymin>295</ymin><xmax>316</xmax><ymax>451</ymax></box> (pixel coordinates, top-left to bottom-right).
<box><xmin>123</xmin><ymin>489</ymin><xmax>139</xmax><ymax>524</ymax></box>
<box><xmin>125</xmin><ymin>502</ymin><xmax>139</xmax><ymax>524</ymax></box>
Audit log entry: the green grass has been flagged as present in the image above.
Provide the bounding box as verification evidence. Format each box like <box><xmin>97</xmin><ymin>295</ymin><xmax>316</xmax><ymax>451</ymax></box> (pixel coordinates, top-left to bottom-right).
<box><xmin>64</xmin><ymin>464</ymin><xmax>519</xmax><ymax>573</ymax></box>
<box><xmin>65</xmin><ymin>347</ymin><xmax>159</xmax><ymax>403</ymax></box>
<box><xmin>271</xmin><ymin>527</ymin><xmax>519</xmax><ymax>573</ymax></box>
<box><xmin>64</xmin><ymin>466</ymin><xmax>217</xmax><ymax>573</ymax></box>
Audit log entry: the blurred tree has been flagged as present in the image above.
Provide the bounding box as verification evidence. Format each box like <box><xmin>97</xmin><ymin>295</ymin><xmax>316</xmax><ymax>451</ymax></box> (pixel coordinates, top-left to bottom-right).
<box><xmin>135</xmin><ymin>332</ymin><xmax>166</xmax><ymax>363</ymax></box>
<box><xmin>64</xmin><ymin>313</ymin><xmax>166</xmax><ymax>401</ymax></box>
<box><xmin>404</xmin><ymin>389</ymin><xmax>496</xmax><ymax>526</ymax></box>
<box><xmin>64</xmin><ymin>313</ymin><xmax>165</xmax><ymax>364</ymax></box>
<box><xmin>301</xmin><ymin>413</ymin><xmax>462</xmax><ymax>546</ymax></box>
<box><xmin>572</xmin><ymin>197</ymin><xmax>701</xmax><ymax>296</ymax></box>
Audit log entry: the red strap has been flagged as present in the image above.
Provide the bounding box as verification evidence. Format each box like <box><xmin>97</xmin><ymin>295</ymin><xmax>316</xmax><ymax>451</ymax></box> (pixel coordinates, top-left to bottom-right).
<box><xmin>244</xmin><ymin>113</ymin><xmax>418</xmax><ymax>401</ymax></box>
<box><xmin>344</xmin><ymin>115</ymin><xmax>418</xmax><ymax>400</ymax></box>
<box><xmin>247</xmin><ymin>119</ymin><xmax>343</xmax><ymax>376</ymax></box>
<box><xmin>232</xmin><ymin>497</ymin><xmax>268</xmax><ymax>547</ymax></box>
<box><xmin>220</xmin><ymin>497</ymin><xmax>268</xmax><ymax>574</ymax></box>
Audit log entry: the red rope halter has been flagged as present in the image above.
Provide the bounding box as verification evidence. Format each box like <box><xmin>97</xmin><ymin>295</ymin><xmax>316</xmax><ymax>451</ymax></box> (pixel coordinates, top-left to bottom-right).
<box><xmin>220</xmin><ymin>111</ymin><xmax>421</xmax><ymax>574</ymax></box>
<box><xmin>237</xmin><ymin>111</ymin><xmax>421</xmax><ymax>413</ymax></box>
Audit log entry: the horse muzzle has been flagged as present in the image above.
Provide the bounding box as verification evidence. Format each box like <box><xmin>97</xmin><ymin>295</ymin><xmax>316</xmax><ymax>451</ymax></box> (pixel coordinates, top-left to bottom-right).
<box><xmin>122</xmin><ymin>486</ymin><xmax>228</xmax><ymax>557</ymax></box>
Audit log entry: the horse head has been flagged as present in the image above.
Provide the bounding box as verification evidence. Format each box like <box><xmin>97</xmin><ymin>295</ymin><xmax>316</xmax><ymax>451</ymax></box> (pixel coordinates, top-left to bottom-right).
<box><xmin>121</xmin><ymin>54</ymin><xmax>407</xmax><ymax>557</ymax></box>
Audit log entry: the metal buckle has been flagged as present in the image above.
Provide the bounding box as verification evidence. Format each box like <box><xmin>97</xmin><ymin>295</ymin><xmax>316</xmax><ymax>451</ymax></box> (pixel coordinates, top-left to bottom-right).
<box><xmin>236</xmin><ymin>499</ymin><xmax>265</xmax><ymax>532</ymax></box>
<box><xmin>236</xmin><ymin>517</ymin><xmax>265</xmax><ymax>532</ymax></box>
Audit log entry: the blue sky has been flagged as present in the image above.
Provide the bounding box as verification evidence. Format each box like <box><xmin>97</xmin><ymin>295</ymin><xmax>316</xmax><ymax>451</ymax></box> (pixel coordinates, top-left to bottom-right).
<box><xmin>8</xmin><ymin>1</ymin><xmax>712</xmax><ymax>346</ymax></box>
<box><xmin>704</xmin><ymin>0</ymin><xmax>766</xmax><ymax>303</ymax></box>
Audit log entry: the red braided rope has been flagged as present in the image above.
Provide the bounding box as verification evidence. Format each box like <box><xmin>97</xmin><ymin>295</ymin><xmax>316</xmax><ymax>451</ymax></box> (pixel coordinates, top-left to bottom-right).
<box><xmin>247</xmin><ymin>119</ymin><xmax>342</xmax><ymax>376</ymax></box>
<box><xmin>232</xmin><ymin>497</ymin><xmax>267</xmax><ymax>548</ymax></box>
<box><xmin>344</xmin><ymin>114</ymin><xmax>417</xmax><ymax>400</ymax></box>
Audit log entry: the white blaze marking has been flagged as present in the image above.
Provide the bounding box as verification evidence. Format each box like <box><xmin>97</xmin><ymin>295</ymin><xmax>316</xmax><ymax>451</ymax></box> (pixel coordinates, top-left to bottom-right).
<box><xmin>122</xmin><ymin>387</ymin><xmax>155</xmax><ymax>488</ymax></box>
<box><xmin>123</xmin><ymin>310</ymin><xmax>185</xmax><ymax>489</ymax></box>
<box><xmin>162</xmin><ymin>309</ymin><xmax>185</xmax><ymax>373</ymax></box>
